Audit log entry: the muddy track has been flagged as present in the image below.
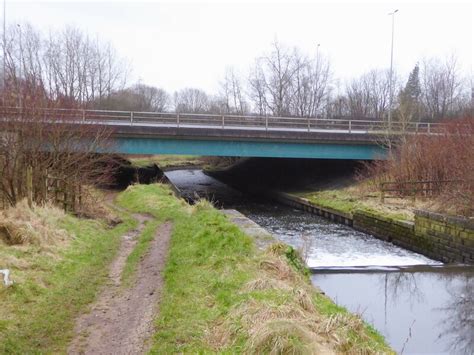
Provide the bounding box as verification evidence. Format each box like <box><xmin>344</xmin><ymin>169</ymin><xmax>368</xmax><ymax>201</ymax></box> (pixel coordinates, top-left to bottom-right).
<box><xmin>68</xmin><ymin>213</ymin><xmax>172</xmax><ymax>355</ymax></box>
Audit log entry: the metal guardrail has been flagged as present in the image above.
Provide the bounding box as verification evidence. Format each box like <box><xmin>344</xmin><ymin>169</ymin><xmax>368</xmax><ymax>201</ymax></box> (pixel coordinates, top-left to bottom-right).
<box><xmin>0</xmin><ymin>106</ymin><xmax>440</xmax><ymax>134</ymax></box>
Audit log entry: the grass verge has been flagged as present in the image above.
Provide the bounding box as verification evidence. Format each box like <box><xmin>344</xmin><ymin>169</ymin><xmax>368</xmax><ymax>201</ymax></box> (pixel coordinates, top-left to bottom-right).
<box><xmin>127</xmin><ymin>154</ymin><xmax>205</xmax><ymax>169</ymax></box>
<box><xmin>0</xmin><ymin>202</ymin><xmax>136</xmax><ymax>353</ymax></box>
<box><xmin>296</xmin><ymin>185</ymin><xmax>414</xmax><ymax>221</ymax></box>
<box><xmin>117</xmin><ymin>183</ymin><xmax>394</xmax><ymax>354</ymax></box>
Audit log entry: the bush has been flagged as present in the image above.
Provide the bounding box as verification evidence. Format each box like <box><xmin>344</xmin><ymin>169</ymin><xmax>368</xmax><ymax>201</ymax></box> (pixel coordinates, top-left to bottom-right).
<box><xmin>360</xmin><ymin>116</ymin><xmax>474</xmax><ymax>216</ymax></box>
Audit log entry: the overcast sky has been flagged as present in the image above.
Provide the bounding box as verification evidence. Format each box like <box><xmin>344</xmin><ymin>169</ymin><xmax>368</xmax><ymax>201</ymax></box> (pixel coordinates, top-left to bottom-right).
<box><xmin>7</xmin><ymin>0</ymin><xmax>473</xmax><ymax>94</ymax></box>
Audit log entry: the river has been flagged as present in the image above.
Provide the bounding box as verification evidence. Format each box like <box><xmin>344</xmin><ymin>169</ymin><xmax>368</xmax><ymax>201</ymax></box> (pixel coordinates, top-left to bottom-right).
<box><xmin>165</xmin><ymin>169</ymin><xmax>474</xmax><ymax>354</ymax></box>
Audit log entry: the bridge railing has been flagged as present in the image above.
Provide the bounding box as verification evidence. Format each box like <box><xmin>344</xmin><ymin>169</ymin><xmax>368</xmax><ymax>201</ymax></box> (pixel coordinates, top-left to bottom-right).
<box><xmin>0</xmin><ymin>106</ymin><xmax>441</xmax><ymax>134</ymax></box>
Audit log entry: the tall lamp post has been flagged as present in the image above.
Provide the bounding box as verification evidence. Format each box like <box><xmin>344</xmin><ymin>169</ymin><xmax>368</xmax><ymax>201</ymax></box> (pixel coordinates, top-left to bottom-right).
<box><xmin>316</xmin><ymin>43</ymin><xmax>320</xmax><ymax>117</ymax></box>
<box><xmin>387</xmin><ymin>9</ymin><xmax>398</xmax><ymax>130</ymax></box>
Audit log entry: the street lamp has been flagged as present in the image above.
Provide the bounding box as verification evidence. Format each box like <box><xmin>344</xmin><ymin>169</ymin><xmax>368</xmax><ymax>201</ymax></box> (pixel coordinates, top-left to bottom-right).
<box><xmin>387</xmin><ymin>9</ymin><xmax>398</xmax><ymax>130</ymax></box>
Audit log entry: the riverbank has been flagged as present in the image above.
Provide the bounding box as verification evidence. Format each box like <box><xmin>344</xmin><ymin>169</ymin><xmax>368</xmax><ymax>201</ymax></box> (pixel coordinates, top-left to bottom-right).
<box><xmin>1</xmin><ymin>184</ymin><xmax>392</xmax><ymax>353</ymax></box>
<box><xmin>118</xmin><ymin>184</ymin><xmax>393</xmax><ymax>353</ymax></box>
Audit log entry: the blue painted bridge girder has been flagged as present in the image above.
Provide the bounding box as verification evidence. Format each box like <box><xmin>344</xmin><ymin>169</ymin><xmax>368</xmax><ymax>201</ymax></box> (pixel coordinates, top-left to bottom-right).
<box><xmin>115</xmin><ymin>137</ymin><xmax>387</xmax><ymax>160</ymax></box>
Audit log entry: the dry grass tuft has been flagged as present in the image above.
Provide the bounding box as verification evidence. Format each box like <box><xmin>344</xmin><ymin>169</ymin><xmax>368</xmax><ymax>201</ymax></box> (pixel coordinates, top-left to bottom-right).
<box><xmin>0</xmin><ymin>200</ymin><xmax>69</xmax><ymax>248</ymax></box>
<box><xmin>77</xmin><ymin>187</ymin><xmax>122</xmax><ymax>225</ymax></box>
<box><xmin>232</xmin><ymin>299</ymin><xmax>312</xmax><ymax>330</ymax></box>
<box><xmin>192</xmin><ymin>198</ymin><xmax>215</xmax><ymax>211</ymax></box>
<box><xmin>265</xmin><ymin>242</ymin><xmax>288</xmax><ymax>257</ymax></box>
<box><xmin>294</xmin><ymin>288</ymin><xmax>316</xmax><ymax>313</ymax></box>
<box><xmin>243</xmin><ymin>277</ymin><xmax>292</xmax><ymax>292</ymax></box>
<box><xmin>259</xmin><ymin>257</ymin><xmax>296</xmax><ymax>281</ymax></box>
<box><xmin>0</xmin><ymin>254</ymin><xmax>32</xmax><ymax>270</ymax></box>
<box><xmin>246</xmin><ymin>318</ymin><xmax>330</xmax><ymax>354</ymax></box>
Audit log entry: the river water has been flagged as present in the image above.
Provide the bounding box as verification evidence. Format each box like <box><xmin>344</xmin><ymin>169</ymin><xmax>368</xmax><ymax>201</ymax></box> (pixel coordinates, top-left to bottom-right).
<box><xmin>165</xmin><ymin>169</ymin><xmax>474</xmax><ymax>354</ymax></box>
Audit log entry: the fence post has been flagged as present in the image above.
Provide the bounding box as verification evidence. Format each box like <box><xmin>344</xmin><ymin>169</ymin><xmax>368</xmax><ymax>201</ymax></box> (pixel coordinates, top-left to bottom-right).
<box><xmin>55</xmin><ymin>179</ymin><xmax>59</xmax><ymax>204</ymax></box>
<box><xmin>380</xmin><ymin>183</ymin><xmax>385</xmax><ymax>203</ymax></box>
<box><xmin>82</xmin><ymin>109</ymin><xmax>85</xmax><ymax>123</ymax></box>
<box><xmin>265</xmin><ymin>116</ymin><xmax>268</xmax><ymax>131</ymax></box>
<box><xmin>427</xmin><ymin>123</ymin><xmax>431</xmax><ymax>133</ymax></box>
<box><xmin>348</xmin><ymin>120</ymin><xmax>352</xmax><ymax>133</ymax></box>
<box><xmin>26</xmin><ymin>166</ymin><xmax>33</xmax><ymax>208</ymax></box>
<box><xmin>222</xmin><ymin>115</ymin><xmax>225</xmax><ymax>129</ymax></box>
<box><xmin>130</xmin><ymin>111</ymin><xmax>134</xmax><ymax>126</ymax></box>
<box><xmin>78</xmin><ymin>185</ymin><xmax>82</xmax><ymax>209</ymax></box>
<box><xmin>44</xmin><ymin>169</ymin><xmax>49</xmax><ymax>202</ymax></box>
<box><xmin>307</xmin><ymin>117</ymin><xmax>310</xmax><ymax>132</ymax></box>
<box><xmin>177</xmin><ymin>113</ymin><xmax>180</xmax><ymax>128</ymax></box>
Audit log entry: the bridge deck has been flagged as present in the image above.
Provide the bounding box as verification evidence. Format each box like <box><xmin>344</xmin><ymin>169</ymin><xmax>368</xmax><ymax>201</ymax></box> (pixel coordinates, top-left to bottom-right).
<box><xmin>2</xmin><ymin>107</ymin><xmax>438</xmax><ymax>160</ymax></box>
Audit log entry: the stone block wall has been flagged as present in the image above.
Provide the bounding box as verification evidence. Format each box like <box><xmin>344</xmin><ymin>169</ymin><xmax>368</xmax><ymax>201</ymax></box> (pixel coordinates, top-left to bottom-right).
<box><xmin>272</xmin><ymin>192</ymin><xmax>353</xmax><ymax>226</ymax></box>
<box><xmin>352</xmin><ymin>210</ymin><xmax>441</xmax><ymax>261</ymax></box>
<box><xmin>352</xmin><ymin>209</ymin><xmax>474</xmax><ymax>263</ymax></box>
<box><xmin>414</xmin><ymin>210</ymin><xmax>474</xmax><ymax>263</ymax></box>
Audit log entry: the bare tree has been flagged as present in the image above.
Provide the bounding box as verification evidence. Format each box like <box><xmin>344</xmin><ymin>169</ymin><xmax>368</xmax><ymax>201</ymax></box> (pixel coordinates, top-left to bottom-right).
<box><xmin>1</xmin><ymin>22</ymin><xmax>128</xmax><ymax>107</ymax></box>
<box><xmin>219</xmin><ymin>67</ymin><xmax>248</xmax><ymax>115</ymax></box>
<box><xmin>173</xmin><ymin>87</ymin><xmax>209</xmax><ymax>113</ymax></box>
<box><xmin>290</xmin><ymin>49</ymin><xmax>331</xmax><ymax>117</ymax></box>
<box><xmin>93</xmin><ymin>84</ymin><xmax>169</xmax><ymax>112</ymax></box>
<box><xmin>345</xmin><ymin>69</ymin><xmax>394</xmax><ymax>119</ymax></box>
<box><xmin>248</xmin><ymin>40</ymin><xmax>299</xmax><ymax>116</ymax></box>
<box><xmin>420</xmin><ymin>55</ymin><xmax>466</xmax><ymax>120</ymax></box>
<box><xmin>0</xmin><ymin>93</ymin><xmax>115</xmax><ymax>210</ymax></box>
<box><xmin>132</xmin><ymin>84</ymin><xmax>169</xmax><ymax>111</ymax></box>
<box><xmin>248</xmin><ymin>60</ymin><xmax>268</xmax><ymax>116</ymax></box>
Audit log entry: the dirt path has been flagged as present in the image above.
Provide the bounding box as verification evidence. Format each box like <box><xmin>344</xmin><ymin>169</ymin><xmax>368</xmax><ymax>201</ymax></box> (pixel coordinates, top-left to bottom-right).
<box><xmin>68</xmin><ymin>213</ymin><xmax>172</xmax><ymax>355</ymax></box>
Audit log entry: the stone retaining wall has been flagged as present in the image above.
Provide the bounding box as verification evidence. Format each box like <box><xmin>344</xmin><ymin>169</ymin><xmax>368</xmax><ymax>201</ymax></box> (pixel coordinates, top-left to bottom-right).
<box><xmin>274</xmin><ymin>191</ymin><xmax>474</xmax><ymax>264</ymax></box>
<box><xmin>272</xmin><ymin>192</ymin><xmax>353</xmax><ymax>226</ymax></box>
<box><xmin>352</xmin><ymin>210</ymin><xmax>441</xmax><ymax>261</ymax></box>
<box><xmin>414</xmin><ymin>210</ymin><xmax>474</xmax><ymax>263</ymax></box>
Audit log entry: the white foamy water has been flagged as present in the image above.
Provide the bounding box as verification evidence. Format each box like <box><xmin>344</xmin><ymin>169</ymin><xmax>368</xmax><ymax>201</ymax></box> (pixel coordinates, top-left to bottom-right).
<box><xmin>245</xmin><ymin>207</ymin><xmax>440</xmax><ymax>268</ymax></box>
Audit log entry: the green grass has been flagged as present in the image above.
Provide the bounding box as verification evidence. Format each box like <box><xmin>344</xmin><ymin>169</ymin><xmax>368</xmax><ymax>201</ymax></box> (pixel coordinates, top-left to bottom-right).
<box><xmin>297</xmin><ymin>189</ymin><xmax>363</xmax><ymax>215</ymax></box>
<box><xmin>127</xmin><ymin>154</ymin><xmax>205</xmax><ymax>169</ymax></box>
<box><xmin>0</xmin><ymin>210</ymin><xmax>136</xmax><ymax>354</ymax></box>
<box><xmin>117</xmin><ymin>184</ymin><xmax>393</xmax><ymax>354</ymax></box>
<box><xmin>300</xmin><ymin>189</ymin><xmax>411</xmax><ymax>221</ymax></box>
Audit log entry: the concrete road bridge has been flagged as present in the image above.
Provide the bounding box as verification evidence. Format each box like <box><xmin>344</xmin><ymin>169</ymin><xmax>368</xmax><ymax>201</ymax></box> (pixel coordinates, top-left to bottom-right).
<box><xmin>1</xmin><ymin>107</ymin><xmax>440</xmax><ymax>160</ymax></box>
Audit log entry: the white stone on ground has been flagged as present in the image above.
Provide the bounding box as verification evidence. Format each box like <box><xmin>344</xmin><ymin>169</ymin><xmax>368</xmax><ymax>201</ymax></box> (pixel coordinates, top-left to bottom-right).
<box><xmin>0</xmin><ymin>269</ymin><xmax>13</xmax><ymax>286</ymax></box>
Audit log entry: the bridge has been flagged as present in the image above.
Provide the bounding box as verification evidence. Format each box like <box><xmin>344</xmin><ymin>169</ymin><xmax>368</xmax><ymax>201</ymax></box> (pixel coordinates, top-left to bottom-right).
<box><xmin>1</xmin><ymin>107</ymin><xmax>439</xmax><ymax>160</ymax></box>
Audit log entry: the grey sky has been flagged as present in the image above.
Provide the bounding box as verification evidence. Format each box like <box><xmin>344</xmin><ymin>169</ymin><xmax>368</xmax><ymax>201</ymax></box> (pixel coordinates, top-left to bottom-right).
<box><xmin>7</xmin><ymin>0</ymin><xmax>473</xmax><ymax>94</ymax></box>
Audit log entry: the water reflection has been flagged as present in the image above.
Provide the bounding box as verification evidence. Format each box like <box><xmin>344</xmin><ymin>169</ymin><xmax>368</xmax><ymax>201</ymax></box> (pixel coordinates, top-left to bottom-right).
<box><xmin>385</xmin><ymin>272</ymin><xmax>425</xmax><ymax>305</ymax></box>
<box><xmin>436</xmin><ymin>272</ymin><xmax>474</xmax><ymax>354</ymax></box>
<box><xmin>313</xmin><ymin>270</ymin><xmax>474</xmax><ymax>354</ymax></box>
